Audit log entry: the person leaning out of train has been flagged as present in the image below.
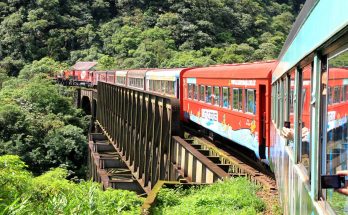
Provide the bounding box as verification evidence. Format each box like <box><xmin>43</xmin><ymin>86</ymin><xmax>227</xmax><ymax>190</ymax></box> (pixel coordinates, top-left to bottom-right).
<box><xmin>281</xmin><ymin>71</ymin><xmax>328</xmax><ymax>142</ymax></box>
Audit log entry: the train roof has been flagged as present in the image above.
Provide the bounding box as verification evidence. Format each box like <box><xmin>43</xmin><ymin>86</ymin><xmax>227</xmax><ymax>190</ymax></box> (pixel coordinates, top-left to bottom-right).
<box><xmin>328</xmin><ymin>67</ymin><xmax>348</xmax><ymax>80</ymax></box>
<box><xmin>301</xmin><ymin>66</ymin><xmax>348</xmax><ymax>80</ymax></box>
<box><xmin>93</xmin><ymin>70</ymin><xmax>107</xmax><ymax>74</ymax></box>
<box><xmin>72</xmin><ymin>61</ymin><xmax>97</xmax><ymax>71</ymax></box>
<box><xmin>273</xmin><ymin>0</ymin><xmax>348</xmax><ymax>83</ymax></box>
<box><xmin>127</xmin><ymin>69</ymin><xmax>149</xmax><ymax>78</ymax></box>
<box><xmin>183</xmin><ymin>61</ymin><xmax>276</xmax><ymax>79</ymax></box>
<box><xmin>116</xmin><ymin>70</ymin><xmax>127</xmax><ymax>76</ymax></box>
<box><xmin>146</xmin><ymin>68</ymin><xmax>186</xmax><ymax>80</ymax></box>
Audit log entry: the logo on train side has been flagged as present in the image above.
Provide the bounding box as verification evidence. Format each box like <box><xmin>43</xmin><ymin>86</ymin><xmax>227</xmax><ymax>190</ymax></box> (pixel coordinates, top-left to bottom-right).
<box><xmin>81</xmin><ymin>71</ymin><xmax>87</xmax><ymax>79</ymax></box>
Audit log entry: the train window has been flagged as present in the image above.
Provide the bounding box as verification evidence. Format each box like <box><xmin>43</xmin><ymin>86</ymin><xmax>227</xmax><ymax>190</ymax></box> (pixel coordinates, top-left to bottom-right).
<box><xmin>299</xmin><ymin>65</ymin><xmax>311</xmax><ymax>174</ymax></box>
<box><xmin>281</xmin><ymin>77</ymin><xmax>287</xmax><ymax>131</ymax></box>
<box><xmin>163</xmin><ymin>81</ymin><xmax>168</xmax><ymax>93</ymax></box>
<box><xmin>345</xmin><ymin>85</ymin><xmax>348</xmax><ymax>101</ymax></box>
<box><xmin>167</xmin><ymin>81</ymin><xmax>175</xmax><ymax>95</ymax></box>
<box><xmin>222</xmin><ymin>87</ymin><xmax>230</xmax><ymax>108</ymax></box>
<box><xmin>129</xmin><ymin>78</ymin><xmax>143</xmax><ymax>88</ymax></box>
<box><xmin>199</xmin><ymin>85</ymin><xmax>205</xmax><ymax>101</ymax></box>
<box><xmin>154</xmin><ymin>80</ymin><xmax>160</xmax><ymax>92</ymax></box>
<box><xmin>334</xmin><ymin>86</ymin><xmax>340</xmax><ymax>103</ymax></box>
<box><xmin>149</xmin><ymin>80</ymin><xmax>153</xmax><ymax>91</ymax></box>
<box><xmin>277</xmin><ymin>81</ymin><xmax>281</xmax><ymax>128</ymax></box>
<box><xmin>206</xmin><ymin>86</ymin><xmax>212</xmax><ymax>104</ymax></box>
<box><xmin>188</xmin><ymin>84</ymin><xmax>193</xmax><ymax>99</ymax></box>
<box><xmin>289</xmin><ymin>71</ymin><xmax>296</xmax><ymax>148</ymax></box>
<box><xmin>272</xmin><ymin>85</ymin><xmax>275</xmax><ymax>121</ymax></box>
<box><xmin>324</xmin><ymin>48</ymin><xmax>348</xmax><ymax>213</ymax></box>
<box><xmin>328</xmin><ymin>87</ymin><xmax>333</xmax><ymax>104</ymax></box>
<box><xmin>233</xmin><ymin>88</ymin><xmax>243</xmax><ymax>111</ymax></box>
<box><xmin>341</xmin><ymin>86</ymin><xmax>346</xmax><ymax>101</ymax></box>
<box><xmin>194</xmin><ymin>85</ymin><xmax>198</xmax><ymax>100</ymax></box>
<box><xmin>245</xmin><ymin>89</ymin><xmax>256</xmax><ymax>114</ymax></box>
<box><xmin>214</xmin><ymin>86</ymin><xmax>220</xmax><ymax>106</ymax></box>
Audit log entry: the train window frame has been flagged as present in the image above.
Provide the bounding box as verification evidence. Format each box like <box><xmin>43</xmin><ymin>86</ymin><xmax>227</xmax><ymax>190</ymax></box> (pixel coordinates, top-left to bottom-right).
<box><xmin>245</xmin><ymin>89</ymin><xmax>256</xmax><ymax>115</ymax></box>
<box><xmin>333</xmin><ymin>86</ymin><xmax>340</xmax><ymax>103</ymax></box>
<box><xmin>167</xmin><ymin>81</ymin><xmax>175</xmax><ymax>96</ymax></box>
<box><xmin>190</xmin><ymin>83</ymin><xmax>194</xmax><ymax>98</ymax></box>
<box><xmin>328</xmin><ymin>87</ymin><xmax>332</xmax><ymax>104</ymax></box>
<box><xmin>149</xmin><ymin>80</ymin><xmax>153</xmax><ymax>91</ymax></box>
<box><xmin>287</xmin><ymin>70</ymin><xmax>296</xmax><ymax>149</ymax></box>
<box><xmin>213</xmin><ymin>86</ymin><xmax>220</xmax><ymax>106</ymax></box>
<box><xmin>295</xmin><ymin>63</ymin><xmax>313</xmax><ymax>178</ymax></box>
<box><xmin>319</xmin><ymin>44</ymin><xmax>348</xmax><ymax>210</ymax></box>
<box><xmin>206</xmin><ymin>86</ymin><xmax>212</xmax><ymax>104</ymax></box>
<box><xmin>222</xmin><ymin>87</ymin><xmax>230</xmax><ymax>109</ymax></box>
<box><xmin>161</xmin><ymin>80</ymin><xmax>166</xmax><ymax>93</ymax></box>
<box><xmin>276</xmin><ymin>81</ymin><xmax>281</xmax><ymax>128</ymax></box>
<box><xmin>199</xmin><ymin>85</ymin><xmax>205</xmax><ymax>102</ymax></box>
<box><xmin>188</xmin><ymin>84</ymin><xmax>193</xmax><ymax>99</ymax></box>
<box><xmin>341</xmin><ymin>85</ymin><xmax>346</xmax><ymax>101</ymax></box>
<box><xmin>232</xmin><ymin>88</ymin><xmax>243</xmax><ymax>112</ymax></box>
<box><xmin>272</xmin><ymin>85</ymin><xmax>274</xmax><ymax>121</ymax></box>
<box><xmin>194</xmin><ymin>84</ymin><xmax>198</xmax><ymax>100</ymax></box>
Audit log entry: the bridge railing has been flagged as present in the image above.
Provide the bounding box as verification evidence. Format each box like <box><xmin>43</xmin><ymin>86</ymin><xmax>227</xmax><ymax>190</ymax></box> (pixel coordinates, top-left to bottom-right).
<box><xmin>96</xmin><ymin>82</ymin><xmax>180</xmax><ymax>192</ymax></box>
<box><xmin>170</xmin><ymin>136</ymin><xmax>229</xmax><ymax>183</ymax></box>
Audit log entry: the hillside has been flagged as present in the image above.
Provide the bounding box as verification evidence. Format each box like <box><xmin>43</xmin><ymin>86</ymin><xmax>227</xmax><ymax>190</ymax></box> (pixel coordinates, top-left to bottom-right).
<box><xmin>0</xmin><ymin>0</ymin><xmax>304</xmax><ymax>76</ymax></box>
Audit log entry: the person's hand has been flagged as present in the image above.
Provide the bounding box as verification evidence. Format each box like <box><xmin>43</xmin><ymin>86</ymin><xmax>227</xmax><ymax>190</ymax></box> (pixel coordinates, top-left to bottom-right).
<box><xmin>301</xmin><ymin>127</ymin><xmax>309</xmax><ymax>139</ymax></box>
<box><xmin>336</xmin><ymin>170</ymin><xmax>348</xmax><ymax>195</ymax></box>
<box><xmin>282</xmin><ymin>127</ymin><xmax>294</xmax><ymax>140</ymax></box>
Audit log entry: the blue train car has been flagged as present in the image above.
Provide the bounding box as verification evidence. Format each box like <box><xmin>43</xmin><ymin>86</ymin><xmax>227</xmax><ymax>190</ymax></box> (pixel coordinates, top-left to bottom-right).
<box><xmin>271</xmin><ymin>0</ymin><xmax>348</xmax><ymax>214</ymax></box>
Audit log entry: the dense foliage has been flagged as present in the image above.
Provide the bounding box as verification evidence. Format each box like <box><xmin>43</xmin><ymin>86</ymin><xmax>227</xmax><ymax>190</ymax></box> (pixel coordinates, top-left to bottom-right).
<box><xmin>0</xmin><ymin>58</ymin><xmax>89</xmax><ymax>177</ymax></box>
<box><xmin>0</xmin><ymin>0</ymin><xmax>304</xmax><ymax>76</ymax></box>
<box><xmin>0</xmin><ymin>155</ymin><xmax>143</xmax><ymax>214</ymax></box>
<box><xmin>152</xmin><ymin>178</ymin><xmax>266</xmax><ymax>215</ymax></box>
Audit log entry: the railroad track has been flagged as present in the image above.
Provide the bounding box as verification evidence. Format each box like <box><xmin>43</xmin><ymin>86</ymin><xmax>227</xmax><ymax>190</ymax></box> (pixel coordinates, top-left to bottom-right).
<box><xmin>182</xmin><ymin>126</ymin><xmax>277</xmax><ymax>191</ymax></box>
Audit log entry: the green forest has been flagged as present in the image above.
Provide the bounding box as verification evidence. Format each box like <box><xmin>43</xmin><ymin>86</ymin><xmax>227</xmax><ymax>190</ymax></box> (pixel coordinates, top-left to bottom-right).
<box><xmin>0</xmin><ymin>0</ymin><xmax>304</xmax><ymax>77</ymax></box>
<box><xmin>0</xmin><ymin>0</ymin><xmax>304</xmax><ymax>214</ymax></box>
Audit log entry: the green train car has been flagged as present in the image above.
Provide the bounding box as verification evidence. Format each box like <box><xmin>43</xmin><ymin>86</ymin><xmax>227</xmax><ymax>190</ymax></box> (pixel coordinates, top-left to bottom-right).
<box><xmin>270</xmin><ymin>0</ymin><xmax>348</xmax><ymax>214</ymax></box>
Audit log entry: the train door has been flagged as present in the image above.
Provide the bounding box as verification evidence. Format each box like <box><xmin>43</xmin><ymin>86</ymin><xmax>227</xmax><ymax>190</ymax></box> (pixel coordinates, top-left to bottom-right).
<box><xmin>259</xmin><ymin>84</ymin><xmax>267</xmax><ymax>159</ymax></box>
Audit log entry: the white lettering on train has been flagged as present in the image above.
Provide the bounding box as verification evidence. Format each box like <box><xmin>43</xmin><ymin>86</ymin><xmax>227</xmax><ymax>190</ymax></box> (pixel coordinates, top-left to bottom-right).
<box><xmin>231</xmin><ymin>80</ymin><xmax>256</xmax><ymax>86</ymax></box>
<box><xmin>202</xmin><ymin>109</ymin><xmax>218</xmax><ymax>121</ymax></box>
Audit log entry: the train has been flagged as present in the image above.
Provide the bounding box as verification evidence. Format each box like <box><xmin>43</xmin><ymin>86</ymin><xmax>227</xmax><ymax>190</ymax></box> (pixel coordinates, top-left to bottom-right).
<box><xmin>58</xmin><ymin>1</ymin><xmax>348</xmax><ymax>214</ymax></box>
<box><xmin>58</xmin><ymin>62</ymin><xmax>276</xmax><ymax>163</ymax></box>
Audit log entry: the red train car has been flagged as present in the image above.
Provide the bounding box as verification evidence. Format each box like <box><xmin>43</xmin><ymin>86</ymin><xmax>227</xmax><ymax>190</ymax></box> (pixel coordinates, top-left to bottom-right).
<box><xmin>182</xmin><ymin>61</ymin><xmax>276</xmax><ymax>159</ymax></box>
<box><xmin>106</xmin><ymin>71</ymin><xmax>116</xmax><ymax>84</ymax></box>
<box><xmin>292</xmin><ymin>66</ymin><xmax>348</xmax><ymax>137</ymax></box>
<box><xmin>70</xmin><ymin>62</ymin><xmax>97</xmax><ymax>86</ymax></box>
<box><xmin>326</xmin><ymin>68</ymin><xmax>348</xmax><ymax>142</ymax></box>
<box><xmin>93</xmin><ymin>71</ymin><xmax>107</xmax><ymax>85</ymax></box>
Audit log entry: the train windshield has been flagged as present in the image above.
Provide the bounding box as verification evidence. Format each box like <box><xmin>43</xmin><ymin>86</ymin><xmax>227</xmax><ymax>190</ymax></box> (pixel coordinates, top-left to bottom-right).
<box><xmin>325</xmin><ymin>48</ymin><xmax>348</xmax><ymax>213</ymax></box>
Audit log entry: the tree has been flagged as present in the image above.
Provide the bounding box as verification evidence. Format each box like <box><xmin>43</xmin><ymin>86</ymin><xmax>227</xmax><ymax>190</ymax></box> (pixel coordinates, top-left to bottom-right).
<box><xmin>18</xmin><ymin>57</ymin><xmax>66</xmax><ymax>80</ymax></box>
<box><xmin>0</xmin><ymin>155</ymin><xmax>143</xmax><ymax>214</ymax></box>
<box><xmin>0</xmin><ymin>64</ymin><xmax>88</xmax><ymax>177</ymax></box>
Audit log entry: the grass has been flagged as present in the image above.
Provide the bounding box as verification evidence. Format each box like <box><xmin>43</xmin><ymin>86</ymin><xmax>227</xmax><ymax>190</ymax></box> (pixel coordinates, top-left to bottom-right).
<box><xmin>151</xmin><ymin>177</ymin><xmax>266</xmax><ymax>215</ymax></box>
